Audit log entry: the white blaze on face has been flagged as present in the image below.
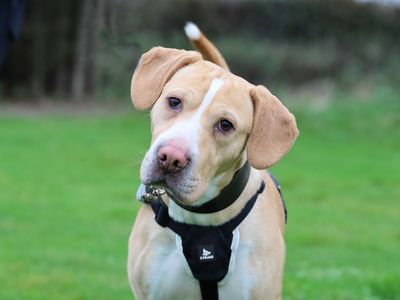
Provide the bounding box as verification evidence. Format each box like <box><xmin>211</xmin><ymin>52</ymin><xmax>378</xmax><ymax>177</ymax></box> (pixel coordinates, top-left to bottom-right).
<box><xmin>152</xmin><ymin>77</ymin><xmax>224</xmax><ymax>157</ymax></box>
<box><xmin>194</xmin><ymin>77</ymin><xmax>224</xmax><ymax>120</ymax></box>
<box><xmin>187</xmin><ymin>77</ymin><xmax>224</xmax><ymax>151</ymax></box>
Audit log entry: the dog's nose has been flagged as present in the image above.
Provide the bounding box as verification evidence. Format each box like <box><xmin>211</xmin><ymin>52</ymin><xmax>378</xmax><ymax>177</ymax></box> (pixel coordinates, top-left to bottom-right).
<box><xmin>157</xmin><ymin>145</ymin><xmax>189</xmax><ymax>173</ymax></box>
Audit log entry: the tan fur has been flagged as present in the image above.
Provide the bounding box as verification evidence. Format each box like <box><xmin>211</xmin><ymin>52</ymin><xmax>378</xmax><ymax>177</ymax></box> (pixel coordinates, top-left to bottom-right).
<box><xmin>248</xmin><ymin>85</ymin><xmax>299</xmax><ymax>169</ymax></box>
<box><xmin>189</xmin><ymin>31</ymin><xmax>230</xmax><ymax>70</ymax></box>
<box><xmin>128</xmin><ymin>26</ymin><xmax>298</xmax><ymax>300</ymax></box>
<box><xmin>131</xmin><ymin>47</ymin><xmax>202</xmax><ymax>110</ymax></box>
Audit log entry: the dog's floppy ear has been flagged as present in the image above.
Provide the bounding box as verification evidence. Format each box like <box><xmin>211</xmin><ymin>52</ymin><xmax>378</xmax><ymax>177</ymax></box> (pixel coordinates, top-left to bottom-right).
<box><xmin>247</xmin><ymin>85</ymin><xmax>298</xmax><ymax>169</ymax></box>
<box><xmin>131</xmin><ymin>47</ymin><xmax>202</xmax><ymax>110</ymax></box>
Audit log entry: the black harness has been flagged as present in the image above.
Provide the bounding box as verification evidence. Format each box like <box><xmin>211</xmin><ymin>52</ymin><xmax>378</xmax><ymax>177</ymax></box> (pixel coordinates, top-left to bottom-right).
<box><xmin>140</xmin><ymin>162</ymin><xmax>286</xmax><ymax>300</ymax></box>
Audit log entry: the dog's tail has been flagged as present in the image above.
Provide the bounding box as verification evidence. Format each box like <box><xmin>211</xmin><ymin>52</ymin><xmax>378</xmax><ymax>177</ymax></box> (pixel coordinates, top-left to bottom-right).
<box><xmin>184</xmin><ymin>22</ymin><xmax>229</xmax><ymax>71</ymax></box>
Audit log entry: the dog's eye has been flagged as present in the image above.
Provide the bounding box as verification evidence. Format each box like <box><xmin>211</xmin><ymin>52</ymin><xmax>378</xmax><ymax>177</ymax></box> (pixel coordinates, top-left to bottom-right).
<box><xmin>167</xmin><ymin>97</ymin><xmax>182</xmax><ymax>110</ymax></box>
<box><xmin>217</xmin><ymin>119</ymin><xmax>234</xmax><ymax>133</ymax></box>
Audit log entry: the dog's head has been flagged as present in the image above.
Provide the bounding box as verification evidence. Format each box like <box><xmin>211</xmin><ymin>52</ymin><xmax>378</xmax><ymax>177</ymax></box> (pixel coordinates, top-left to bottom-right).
<box><xmin>131</xmin><ymin>47</ymin><xmax>298</xmax><ymax>205</ymax></box>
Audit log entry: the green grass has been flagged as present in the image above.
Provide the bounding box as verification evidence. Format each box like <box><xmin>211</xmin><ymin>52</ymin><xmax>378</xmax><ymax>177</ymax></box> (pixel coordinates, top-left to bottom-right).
<box><xmin>1</xmin><ymin>98</ymin><xmax>399</xmax><ymax>299</ymax></box>
<box><xmin>0</xmin><ymin>111</ymin><xmax>149</xmax><ymax>300</ymax></box>
<box><xmin>276</xmin><ymin>98</ymin><xmax>400</xmax><ymax>299</ymax></box>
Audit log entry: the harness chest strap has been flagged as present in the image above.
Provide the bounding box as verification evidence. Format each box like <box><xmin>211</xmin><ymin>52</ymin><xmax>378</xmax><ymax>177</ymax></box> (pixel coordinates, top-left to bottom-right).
<box><xmin>137</xmin><ymin>160</ymin><xmax>287</xmax><ymax>300</ymax></box>
<box><xmin>150</xmin><ymin>181</ymin><xmax>265</xmax><ymax>300</ymax></box>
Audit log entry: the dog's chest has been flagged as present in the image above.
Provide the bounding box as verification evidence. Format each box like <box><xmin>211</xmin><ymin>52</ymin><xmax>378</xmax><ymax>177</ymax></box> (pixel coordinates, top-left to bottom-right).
<box><xmin>145</xmin><ymin>229</ymin><xmax>254</xmax><ymax>300</ymax></box>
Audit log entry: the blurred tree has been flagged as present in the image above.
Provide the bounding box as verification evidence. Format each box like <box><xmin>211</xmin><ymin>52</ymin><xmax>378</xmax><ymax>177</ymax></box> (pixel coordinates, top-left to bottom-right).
<box><xmin>30</xmin><ymin>1</ymin><xmax>45</xmax><ymax>97</ymax></box>
<box><xmin>71</xmin><ymin>0</ymin><xmax>105</xmax><ymax>100</ymax></box>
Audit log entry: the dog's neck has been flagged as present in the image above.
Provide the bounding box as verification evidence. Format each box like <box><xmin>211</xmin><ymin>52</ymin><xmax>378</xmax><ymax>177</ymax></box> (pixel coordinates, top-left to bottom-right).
<box><xmin>167</xmin><ymin>163</ymin><xmax>263</xmax><ymax>226</ymax></box>
<box><xmin>168</xmin><ymin>161</ymin><xmax>251</xmax><ymax>214</ymax></box>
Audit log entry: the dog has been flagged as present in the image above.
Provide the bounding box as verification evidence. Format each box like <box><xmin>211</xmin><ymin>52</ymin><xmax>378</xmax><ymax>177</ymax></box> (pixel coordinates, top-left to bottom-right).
<box><xmin>127</xmin><ymin>22</ymin><xmax>298</xmax><ymax>300</ymax></box>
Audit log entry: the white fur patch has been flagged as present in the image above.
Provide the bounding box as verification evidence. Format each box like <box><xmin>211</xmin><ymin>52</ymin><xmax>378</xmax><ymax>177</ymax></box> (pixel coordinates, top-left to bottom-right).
<box><xmin>147</xmin><ymin>237</ymin><xmax>198</xmax><ymax>299</ymax></box>
<box><xmin>184</xmin><ymin>22</ymin><xmax>201</xmax><ymax>40</ymax></box>
<box><xmin>148</xmin><ymin>77</ymin><xmax>224</xmax><ymax>159</ymax></box>
<box><xmin>196</xmin><ymin>77</ymin><xmax>224</xmax><ymax>116</ymax></box>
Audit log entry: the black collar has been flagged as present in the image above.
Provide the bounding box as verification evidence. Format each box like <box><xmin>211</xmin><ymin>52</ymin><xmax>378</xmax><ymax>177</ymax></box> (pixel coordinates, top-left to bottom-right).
<box><xmin>167</xmin><ymin>161</ymin><xmax>251</xmax><ymax>214</ymax></box>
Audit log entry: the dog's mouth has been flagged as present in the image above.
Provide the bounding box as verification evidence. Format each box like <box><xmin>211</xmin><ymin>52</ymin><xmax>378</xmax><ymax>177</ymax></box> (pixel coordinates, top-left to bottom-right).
<box><xmin>141</xmin><ymin>150</ymin><xmax>206</xmax><ymax>205</ymax></box>
<box><xmin>143</xmin><ymin>173</ymin><xmax>201</xmax><ymax>205</ymax></box>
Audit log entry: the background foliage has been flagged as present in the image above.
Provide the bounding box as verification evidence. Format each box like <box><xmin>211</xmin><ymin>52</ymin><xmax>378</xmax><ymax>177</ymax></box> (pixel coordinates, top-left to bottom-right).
<box><xmin>1</xmin><ymin>0</ymin><xmax>400</xmax><ymax>100</ymax></box>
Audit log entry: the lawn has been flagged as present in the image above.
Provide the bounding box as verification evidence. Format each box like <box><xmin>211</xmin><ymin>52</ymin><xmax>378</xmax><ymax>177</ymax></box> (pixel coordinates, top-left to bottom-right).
<box><xmin>0</xmin><ymin>97</ymin><xmax>399</xmax><ymax>300</ymax></box>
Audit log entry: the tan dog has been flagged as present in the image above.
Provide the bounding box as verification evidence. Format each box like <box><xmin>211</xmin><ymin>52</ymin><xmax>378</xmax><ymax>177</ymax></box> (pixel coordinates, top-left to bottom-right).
<box><xmin>128</xmin><ymin>23</ymin><xmax>298</xmax><ymax>300</ymax></box>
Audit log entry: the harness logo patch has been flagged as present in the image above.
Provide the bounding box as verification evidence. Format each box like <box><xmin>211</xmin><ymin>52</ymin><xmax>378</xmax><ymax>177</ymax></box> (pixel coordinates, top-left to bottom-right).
<box><xmin>198</xmin><ymin>245</ymin><xmax>215</xmax><ymax>262</ymax></box>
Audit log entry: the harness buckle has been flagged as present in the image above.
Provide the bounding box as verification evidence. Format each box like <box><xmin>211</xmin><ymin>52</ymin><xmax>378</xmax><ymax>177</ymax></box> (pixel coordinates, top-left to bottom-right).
<box><xmin>139</xmin><ymin>185</ymin><xmax>166</xmax><ymax>204</ymax></box>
